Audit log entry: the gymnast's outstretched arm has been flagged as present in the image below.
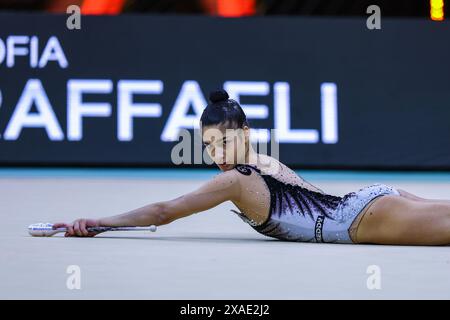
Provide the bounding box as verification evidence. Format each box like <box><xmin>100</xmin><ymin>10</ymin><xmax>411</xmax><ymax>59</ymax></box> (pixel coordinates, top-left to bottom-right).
<box><xmin>53</xmin><ymin>169</ymin><xmax>242</xmax><ymax>237</ymax></box>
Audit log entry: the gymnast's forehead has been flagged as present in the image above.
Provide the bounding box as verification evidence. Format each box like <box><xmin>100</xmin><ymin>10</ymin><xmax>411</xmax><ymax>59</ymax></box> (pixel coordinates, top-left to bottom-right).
<box><xmin>201</xmin><ymin>123</ymin><xmax>244</xmax><ymax>143</ymax></box>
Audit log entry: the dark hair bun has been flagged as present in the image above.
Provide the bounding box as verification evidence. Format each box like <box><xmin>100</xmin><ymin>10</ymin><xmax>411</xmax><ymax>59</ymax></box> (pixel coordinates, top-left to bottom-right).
<box><xmin>209</xmin><ymin>90</ymin><xmax>229</xmax><ymax>103</ymax></box>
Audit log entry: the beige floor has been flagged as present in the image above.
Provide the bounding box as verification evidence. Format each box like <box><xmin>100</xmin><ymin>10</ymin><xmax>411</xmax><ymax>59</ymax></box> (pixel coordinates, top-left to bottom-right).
<box><xmin>1</xmin><ymin>172</ymin><xmax>449</xmax><ymax>299</ymax></box>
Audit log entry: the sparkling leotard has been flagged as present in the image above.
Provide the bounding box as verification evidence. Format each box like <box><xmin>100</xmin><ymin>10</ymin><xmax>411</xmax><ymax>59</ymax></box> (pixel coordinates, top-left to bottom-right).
<box><xmin>231</xmin><ymin>164</ymin><xmax>399</xmax><ymax>244</ymax></box>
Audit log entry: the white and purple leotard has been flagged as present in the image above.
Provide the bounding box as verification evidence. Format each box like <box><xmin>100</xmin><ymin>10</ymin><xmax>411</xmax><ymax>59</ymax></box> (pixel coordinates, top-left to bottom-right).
<box><xmin>231</xmin><ymin>164</ymin><xmax>399</xmax><ymax>244</ymax></box>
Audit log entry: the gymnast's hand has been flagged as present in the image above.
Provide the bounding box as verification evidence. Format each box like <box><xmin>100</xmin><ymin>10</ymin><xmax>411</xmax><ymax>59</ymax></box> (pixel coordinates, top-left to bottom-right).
<box><xmin>53</xmin><ymin>219</ymin><xmax>102</xmax><ymax>237</ymax></box>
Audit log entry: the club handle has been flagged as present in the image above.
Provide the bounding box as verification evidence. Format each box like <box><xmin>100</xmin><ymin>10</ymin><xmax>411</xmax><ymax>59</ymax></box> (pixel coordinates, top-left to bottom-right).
<box><xmin>28</xmin><ymin>223</ymin><xmax>157</xmax><ymax>237</ymax></box>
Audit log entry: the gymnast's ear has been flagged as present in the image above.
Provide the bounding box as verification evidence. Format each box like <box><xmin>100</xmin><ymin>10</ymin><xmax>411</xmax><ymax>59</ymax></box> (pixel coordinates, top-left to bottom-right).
<box><xmin>242</xmin><ymin>125</ymin><xmax>250</xmax><ymax>140</ymax></box>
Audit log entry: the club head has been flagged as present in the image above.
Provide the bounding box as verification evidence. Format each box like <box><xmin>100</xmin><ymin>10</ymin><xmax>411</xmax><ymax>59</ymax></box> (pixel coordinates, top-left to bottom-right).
<box><xmin>28</xmin><ymin>223</ymin><xmax>59</xmax><ymax>237</ymax></box>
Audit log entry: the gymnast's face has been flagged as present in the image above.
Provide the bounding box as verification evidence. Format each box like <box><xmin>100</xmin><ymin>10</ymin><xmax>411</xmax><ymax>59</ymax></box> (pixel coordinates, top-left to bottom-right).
<box><xmin>201</xmin><ymin>122</ymin><xmax>249</xmax><ymax>171</ymax></box>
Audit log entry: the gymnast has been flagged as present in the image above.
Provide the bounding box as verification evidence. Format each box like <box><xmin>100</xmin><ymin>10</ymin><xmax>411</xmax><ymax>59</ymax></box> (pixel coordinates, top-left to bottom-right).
<box><xmin>54</xmin><ymin>90</ymin><xmax>450</xmax><ymax>245</ymax></box>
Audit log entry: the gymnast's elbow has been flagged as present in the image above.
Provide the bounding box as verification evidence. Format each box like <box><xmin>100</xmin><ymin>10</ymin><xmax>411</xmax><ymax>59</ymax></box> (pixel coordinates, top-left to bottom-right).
<box><xmin>154</xmin><ymin>201</ymin><xmax>181</xmax><ymax>226</ymax></box>
<box><xmin>145</xmin><ymin>202</ymin><xmax>169</xmax><ymax>226</ymax></box>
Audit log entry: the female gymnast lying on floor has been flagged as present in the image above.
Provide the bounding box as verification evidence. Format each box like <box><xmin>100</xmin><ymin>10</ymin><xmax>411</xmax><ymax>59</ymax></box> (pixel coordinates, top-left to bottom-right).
<box><xmin>54</xmin><ymin>90</ymin><xmax>450</xmax><ymax>245</ymax></box>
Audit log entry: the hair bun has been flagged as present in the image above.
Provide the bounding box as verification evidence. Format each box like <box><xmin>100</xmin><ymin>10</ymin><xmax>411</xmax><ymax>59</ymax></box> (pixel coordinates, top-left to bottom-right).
<box><xmin>209</xmin><ymin>90</ymin><xmax>229</xmax><ymax>103</ymax></box>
